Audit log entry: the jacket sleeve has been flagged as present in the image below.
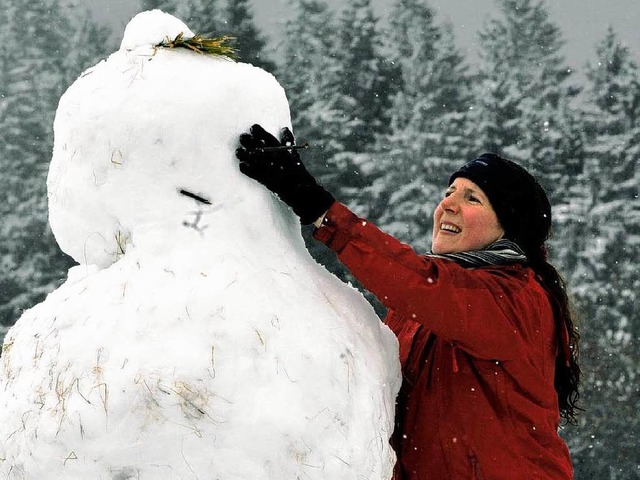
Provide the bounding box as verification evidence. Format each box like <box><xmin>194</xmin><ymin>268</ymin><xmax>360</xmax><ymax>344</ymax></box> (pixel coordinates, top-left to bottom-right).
<box><xmin>314</xmin><ymin>202</ymin><xmax>536</xmax><ymax>361</ymax></box>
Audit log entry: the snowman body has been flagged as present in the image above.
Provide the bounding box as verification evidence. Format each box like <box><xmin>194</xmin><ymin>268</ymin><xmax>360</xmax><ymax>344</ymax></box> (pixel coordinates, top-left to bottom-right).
<box><xmin>0</xmin><ymin>10</ymin><xmax>400</xmax><ymax>480</ymax></box>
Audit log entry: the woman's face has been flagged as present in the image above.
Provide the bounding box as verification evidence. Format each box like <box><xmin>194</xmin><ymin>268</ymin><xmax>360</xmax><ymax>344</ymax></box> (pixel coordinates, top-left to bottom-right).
<box><xmin>431</xmin><ymin>177</ymin><xmax>505</xmax><ymax>254</ymax></box>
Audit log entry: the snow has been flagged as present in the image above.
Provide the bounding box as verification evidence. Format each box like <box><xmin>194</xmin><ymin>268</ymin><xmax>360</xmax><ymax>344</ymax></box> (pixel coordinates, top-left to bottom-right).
<box><xmin>119</xmin><ymin>10</ymin><xmax>194</xmax><ymax>52</ymax></box>
<box><xmin>0</xmin><ymin>10</ymin><xmax>400</xmax><ymax>480</ymax></box>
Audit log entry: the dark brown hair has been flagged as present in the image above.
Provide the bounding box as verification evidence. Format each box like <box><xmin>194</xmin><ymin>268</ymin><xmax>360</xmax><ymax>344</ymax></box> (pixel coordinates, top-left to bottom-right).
<box><xmin>528</xmin><ymin>251</ymin><xmax>582</xmax><ymax>424</ymax></box>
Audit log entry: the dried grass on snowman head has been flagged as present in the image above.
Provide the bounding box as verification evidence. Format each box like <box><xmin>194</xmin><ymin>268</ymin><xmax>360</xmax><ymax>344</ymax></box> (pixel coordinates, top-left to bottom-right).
<box><xmin>156</xmin><ymin>32</ymin><xmax>237</xmax><ymax>60</ymax></box>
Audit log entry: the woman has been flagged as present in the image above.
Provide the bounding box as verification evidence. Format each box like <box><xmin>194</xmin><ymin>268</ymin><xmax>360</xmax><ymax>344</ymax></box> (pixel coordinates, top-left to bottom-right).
<box><xmin>236</xmin><ymin>125</ymin><xmax>580</xmax><ymax>479</ymax></box>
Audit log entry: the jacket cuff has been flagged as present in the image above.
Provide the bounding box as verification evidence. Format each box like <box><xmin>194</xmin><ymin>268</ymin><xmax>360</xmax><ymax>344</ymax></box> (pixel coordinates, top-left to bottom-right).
<box><xmin>312</xmin><ymin>202</ymin><xmax>362</xmax><ymax>253</ymax></box>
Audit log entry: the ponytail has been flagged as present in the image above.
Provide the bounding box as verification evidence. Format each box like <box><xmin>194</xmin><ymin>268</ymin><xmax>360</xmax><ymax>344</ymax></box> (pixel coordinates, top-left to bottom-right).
<box><xmin>529</xmin><ymin>249</ymin><xmax>582</xmax><ymax>424</ymax></box>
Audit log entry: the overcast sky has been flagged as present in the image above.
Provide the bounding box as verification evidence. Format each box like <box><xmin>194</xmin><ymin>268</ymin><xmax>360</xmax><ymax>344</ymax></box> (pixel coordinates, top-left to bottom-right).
<box><xmin>89</xmin><ymin>0</ymin><xmax>640</xmax><ymax>70</ymax></box>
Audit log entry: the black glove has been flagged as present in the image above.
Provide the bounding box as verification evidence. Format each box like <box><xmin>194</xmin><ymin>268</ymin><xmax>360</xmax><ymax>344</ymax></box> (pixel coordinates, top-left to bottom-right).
<box><xmin>235</xmin><ymin>124</ymin><xmax>335</xmax><ymax>225</ymax></box>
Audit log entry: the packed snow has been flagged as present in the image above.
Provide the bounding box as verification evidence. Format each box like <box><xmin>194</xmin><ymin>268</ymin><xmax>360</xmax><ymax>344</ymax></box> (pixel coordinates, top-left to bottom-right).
<box><xmin>0</xmin><ymin>10</ymin><xmax>400</xmax><ymax>479</ymax></box>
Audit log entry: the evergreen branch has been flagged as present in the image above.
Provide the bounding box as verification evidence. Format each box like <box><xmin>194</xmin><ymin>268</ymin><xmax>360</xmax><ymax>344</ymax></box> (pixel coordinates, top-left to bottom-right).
<box><xmin>157</xmin><ymin>32</ymin><xmax>237</xmax><ymax>60</ymax></box>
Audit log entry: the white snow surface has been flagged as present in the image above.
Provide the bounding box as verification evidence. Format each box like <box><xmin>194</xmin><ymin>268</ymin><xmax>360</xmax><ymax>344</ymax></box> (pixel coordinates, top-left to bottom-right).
<box><xmin>0</xmin><ymin>10</ymin><xmax>400</xmax><ymax>480</ymax></box>
<box><xmin>120</xmin><ymin>9</ymin><xmax>195</xmax><ymax>52</ymax></box>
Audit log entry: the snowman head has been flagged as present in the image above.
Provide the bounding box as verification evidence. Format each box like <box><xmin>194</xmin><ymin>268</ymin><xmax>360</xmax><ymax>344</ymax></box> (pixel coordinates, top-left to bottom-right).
<box><xmin>48</xmin><ymin>10</ymin><xmax>294</xmax><ymax>268</ymax></box>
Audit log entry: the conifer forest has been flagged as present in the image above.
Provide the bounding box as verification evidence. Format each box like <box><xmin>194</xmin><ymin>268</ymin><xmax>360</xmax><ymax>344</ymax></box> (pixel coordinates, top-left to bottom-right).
<box><xmin>0</xmin><ymin>0</ymin><xmax>638</xmax><ymax>477</ymax></box>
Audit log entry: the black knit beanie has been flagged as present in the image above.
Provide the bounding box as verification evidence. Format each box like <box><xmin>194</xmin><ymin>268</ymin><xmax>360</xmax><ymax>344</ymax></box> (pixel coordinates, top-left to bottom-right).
<box><xmin>449</xmin><ymin>153</ymin><xmax>551</xmax><ymax>260</ymax></box>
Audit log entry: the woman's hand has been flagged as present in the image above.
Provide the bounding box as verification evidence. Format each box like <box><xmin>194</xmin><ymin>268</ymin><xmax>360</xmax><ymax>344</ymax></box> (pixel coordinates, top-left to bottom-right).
<box><xmin>235</xmin><ymin>124</ymin><xmax>335</xmax><ymax>225</ymax></box>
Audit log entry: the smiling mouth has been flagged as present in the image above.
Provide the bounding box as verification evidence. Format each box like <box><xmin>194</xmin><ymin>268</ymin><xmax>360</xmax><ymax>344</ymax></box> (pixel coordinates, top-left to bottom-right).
<box><xmin>440</xmin><ymin>223</ymin><xmax>461</xmax><ymax>233</ymax></box>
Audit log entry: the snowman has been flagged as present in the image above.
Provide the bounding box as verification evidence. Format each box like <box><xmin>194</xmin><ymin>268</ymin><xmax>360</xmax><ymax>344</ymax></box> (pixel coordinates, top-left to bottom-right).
<box><xmin>0</xmin><ymin>10</ymin><xmax>400</xmax><ymax>480</ymax></box>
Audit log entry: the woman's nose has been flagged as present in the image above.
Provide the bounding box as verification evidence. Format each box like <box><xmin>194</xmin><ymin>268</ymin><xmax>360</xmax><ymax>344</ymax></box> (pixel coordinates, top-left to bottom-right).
<box><xmin>440</xmin><ymin>194</ymin><xmax>459</xmax><ymax>213</ymax></box>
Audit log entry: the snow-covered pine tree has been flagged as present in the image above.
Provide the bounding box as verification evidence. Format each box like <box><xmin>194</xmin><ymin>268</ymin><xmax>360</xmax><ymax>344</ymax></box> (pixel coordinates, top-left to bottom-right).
<box><xmin>278</xmin><ymin>0</ymin><xmax>343</xmax><ymax>160</ymax></box>
<box><xmin>278</xmin><ymin>0</ymin><xmax>392</xmax><ymax>298</ymax></box>
<box><xmin>333</xmin><ymin>0</ymin><xmax>393</xmax><ymax>154</ymax></box>
<box><xmin>583</xmin><ymin>27</ymin><xmax>640</xmax><ymax>204</ymax></box>
<box><xmin>0</xmin><ymin>1</ymin><xmax>108</xmax><ymax>329</ymax></box>
<box><xmin>275</xmin><ymin>0</ymin><xmax>359</xmax><ymax>287</ymax></box>
<box><xmin>220</xmin><ymin>0</ymin><xmax>275</xmax><ymax>71</ymax></box>
<box><xmin>140</xmin><ymin>0</ymin><xmax>223</xmax><ymax>34</ymax></box>
<box><xmin>471</xmin><ymin>0</ymin><xmax>584</xmax><ymax>204</ymax></box>
<box><xmin>317</xmin><ymin>0</ymin><xmax>397</xmax><ymax>218</ymax></box>
<box><xmin>566</xmin><ymin>28</ymin><xmax>640</xmax><ymax>479</ymax></box>
<box><xmin>362</xmin><ymin>0</ymin><xmax>473</xmax><ymax>252</ymax></box>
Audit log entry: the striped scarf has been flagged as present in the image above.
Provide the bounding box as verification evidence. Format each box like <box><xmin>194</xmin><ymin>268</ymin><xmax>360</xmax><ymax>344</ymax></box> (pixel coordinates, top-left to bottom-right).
<box><xmin>426</xmin><ymin>239</ymin><xmax>527</xmax><ymax>268</ymax></box>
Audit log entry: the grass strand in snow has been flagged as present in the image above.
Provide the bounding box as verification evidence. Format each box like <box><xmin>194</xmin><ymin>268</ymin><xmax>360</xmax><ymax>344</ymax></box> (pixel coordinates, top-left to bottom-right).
<box><xmin>157</xmin><ymin>32</ymin><xmax>237</xmax><ymax>60</ymax></box>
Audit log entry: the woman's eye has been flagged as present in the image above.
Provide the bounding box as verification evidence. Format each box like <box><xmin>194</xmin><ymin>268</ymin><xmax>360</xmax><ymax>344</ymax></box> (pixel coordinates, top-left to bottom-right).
<box><xmin>468</xmin><ymin>195</ymin><xmax>481</xmax><ymax>203</ymax></box>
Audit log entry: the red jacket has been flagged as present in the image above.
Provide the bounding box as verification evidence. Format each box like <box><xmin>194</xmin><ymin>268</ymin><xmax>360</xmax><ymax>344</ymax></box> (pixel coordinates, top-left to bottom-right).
<box><xmin>314</xmin><ymin>203</ymin><xmax>573</xmax><ymax>480</ymax></box>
